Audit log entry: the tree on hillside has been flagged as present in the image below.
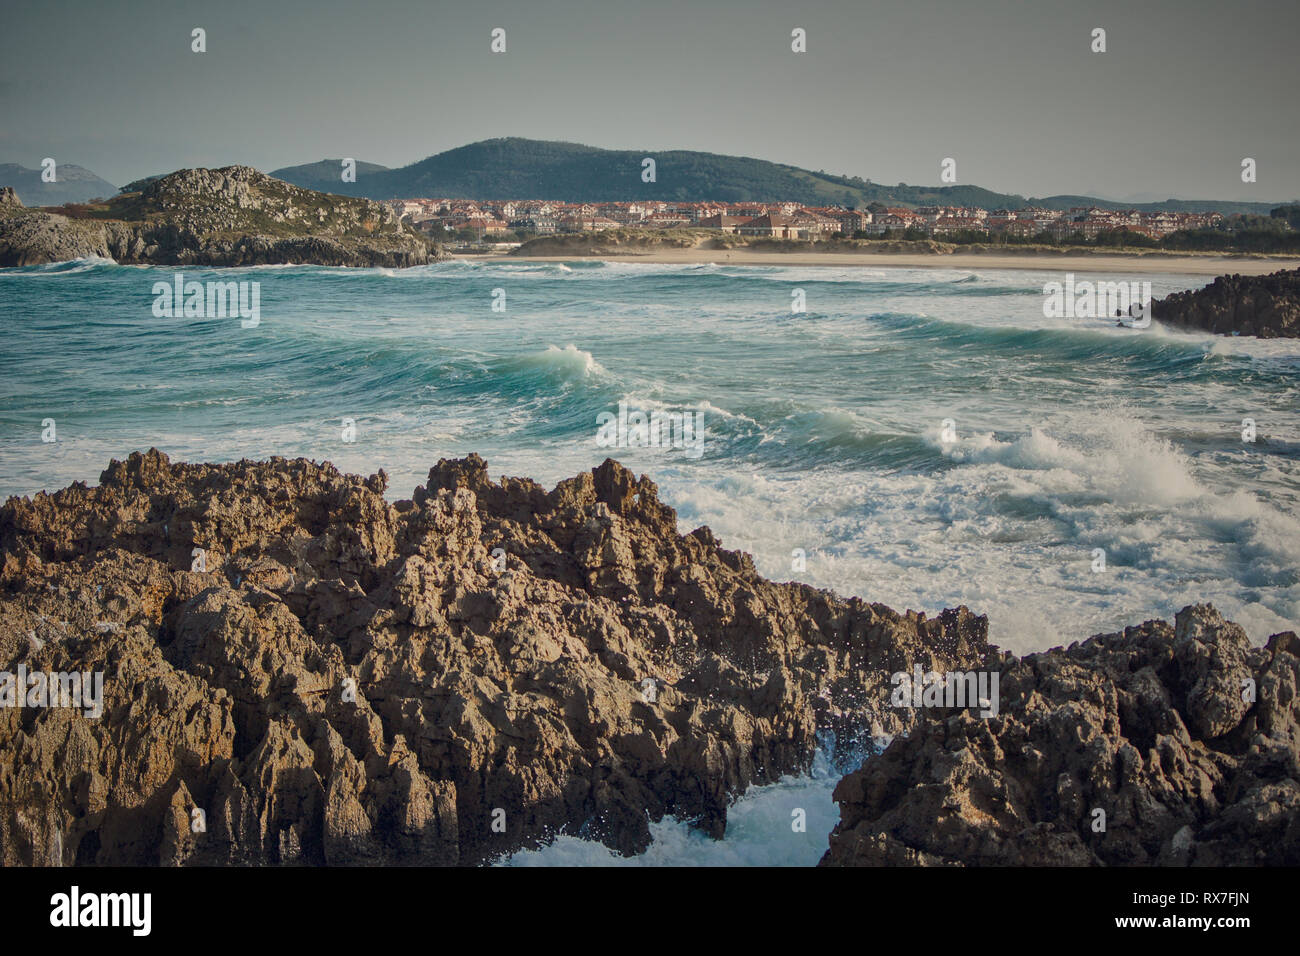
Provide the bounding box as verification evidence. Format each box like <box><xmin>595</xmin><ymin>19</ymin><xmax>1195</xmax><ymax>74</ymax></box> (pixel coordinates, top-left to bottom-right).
<box><xmin>1270</xmin><ymin>204</ymin><xmax>1300</xmax><ymax>229</ymax></box>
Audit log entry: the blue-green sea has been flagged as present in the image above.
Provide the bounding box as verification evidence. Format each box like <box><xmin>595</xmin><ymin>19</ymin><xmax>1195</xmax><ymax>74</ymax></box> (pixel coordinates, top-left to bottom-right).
<box><xmin>4</xmin><ymin>256</ymin><xmax>1298</xmax><ymax>653</ymax></box>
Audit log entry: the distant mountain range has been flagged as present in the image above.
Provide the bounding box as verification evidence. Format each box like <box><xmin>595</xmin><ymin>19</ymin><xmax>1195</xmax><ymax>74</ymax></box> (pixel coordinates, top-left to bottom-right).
<box><xmin>2</xmin><ymin>139</ymin><xmax>1292</xmax><ymax>214</ymax></box>
<box><xmin>269</xmin><ymin>138</ymin><xmax>1292</xmax><ymax>215</ymax></box>
<box><xmin>0</xmin><ymin>163</ymin><xmax>118</xmax><ymax>206</ymax></box>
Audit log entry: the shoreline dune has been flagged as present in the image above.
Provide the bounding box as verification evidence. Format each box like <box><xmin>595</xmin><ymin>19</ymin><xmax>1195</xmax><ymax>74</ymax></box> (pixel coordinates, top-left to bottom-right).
<box><xmin>462</xmin><ymin>248</ymin><xmax>1300</xmax><ymax>276</ymax></box>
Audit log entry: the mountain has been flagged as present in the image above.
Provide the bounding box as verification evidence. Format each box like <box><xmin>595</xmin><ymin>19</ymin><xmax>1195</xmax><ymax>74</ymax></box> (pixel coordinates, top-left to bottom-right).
<box><xmin>268</xmin><ymin>159</ymin><xmax>390</xmax><ymax>194</ymax></box>
<box><xmin>0</xmin><ymin>162</ymin><xmax>118</xmax><ymax>206</ymax></box>
<box><xmin>1027</xmin><ymin>194</ymin><xmax>1279</xmax><ymax>215</ymax></box>
<box><xmin>271</xmin><ymin>137</ymin><xmax>1015</xmax><ymax>207</ymax></box>
<box><xmin>267</xmin><ymin>138</ymin><xmax>1289</xmax><ymax>214</ymax></box>
<box><xmin>0</xmin><ymin>166</ymin><xmax>438</xmax><ymax>267</ymax></box>
<box><xmin>118</xmin><ymin>174</ymin><xmax>168</xmax><ymax>193</ymax></box>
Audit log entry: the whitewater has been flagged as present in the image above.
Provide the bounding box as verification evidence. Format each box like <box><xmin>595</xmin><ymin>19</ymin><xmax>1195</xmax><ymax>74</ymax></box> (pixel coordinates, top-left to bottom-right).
<box><xmin>3</xmin><ymin>257</ymin><xmax>1298</xmax><ymax>864</ymax></box>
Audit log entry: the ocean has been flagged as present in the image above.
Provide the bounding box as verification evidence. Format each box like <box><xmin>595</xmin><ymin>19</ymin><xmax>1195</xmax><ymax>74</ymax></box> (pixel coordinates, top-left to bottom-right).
<box><xmin>3</xmin><ymin>256</ymin><xmax>1298</xmax><ymax>863</ymax></box>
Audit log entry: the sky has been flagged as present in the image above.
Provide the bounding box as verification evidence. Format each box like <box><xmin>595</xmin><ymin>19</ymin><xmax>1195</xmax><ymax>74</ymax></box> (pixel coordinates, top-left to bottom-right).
<box><xmin>1</xmin><ymin>0</ymin><xmax>1297</xmax><ymax>202</ymax></box>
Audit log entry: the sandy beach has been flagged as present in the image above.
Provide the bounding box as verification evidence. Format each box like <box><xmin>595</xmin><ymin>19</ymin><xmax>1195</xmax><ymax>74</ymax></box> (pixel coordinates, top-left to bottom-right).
<box><xmin>461</xmin><ymin>247</ymin><xmax>1300</xmax><ymax>276</ymax></box>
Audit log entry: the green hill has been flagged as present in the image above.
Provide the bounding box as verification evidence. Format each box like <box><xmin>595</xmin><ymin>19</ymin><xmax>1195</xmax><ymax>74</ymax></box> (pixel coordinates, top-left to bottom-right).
<box><xmin>267</xmin><ymin>138</ymin><xmax>1290</xmax><ymax>214</ymax></box>
<box><xmin>270</xmin><ymin>138</ymin><xmax>1016</xmax><ymax>207</ymax></box>
<box><xmin>267</xmin><ymin>159</ymin><xmax>390</xmax><ymax>194</ymax></box>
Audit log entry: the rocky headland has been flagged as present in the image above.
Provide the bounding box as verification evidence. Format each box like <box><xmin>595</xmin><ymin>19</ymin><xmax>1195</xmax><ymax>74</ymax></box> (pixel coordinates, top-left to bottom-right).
<box><xmin>1</xmin><ymin>453</ymin><xmax>1294</xmax><ymax>866</ymax></box>
<box><xmin>0</xmin><ymin>167</ymin><xmax>440</xmax><ymax>268</ymax></box>
<box><xmin>1151</xmin><ymin>267</ymin><xmax>1300</xmax><ymax>338</ymax></box>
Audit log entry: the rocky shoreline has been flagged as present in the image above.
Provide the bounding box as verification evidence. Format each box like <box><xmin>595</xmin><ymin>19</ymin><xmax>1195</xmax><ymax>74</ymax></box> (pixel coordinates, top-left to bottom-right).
<box><xmin>824</xmin><ymin>605</ymin><xmax>1300</xmax><ymax>865</ymax></box>
<box><xmin>0</xmin><ymin>167</ymin><xmax>439</xmax><ymax>268</ymax></box>
<box><xmin>1</xmin><ymin>453</ymin><xmax>1294</xmax><ymax>866</ymax></box>
<box><xmin>1151</xmin><ymin>267</ymin><xmax>1300</xmax><ymax>338</ymax></box>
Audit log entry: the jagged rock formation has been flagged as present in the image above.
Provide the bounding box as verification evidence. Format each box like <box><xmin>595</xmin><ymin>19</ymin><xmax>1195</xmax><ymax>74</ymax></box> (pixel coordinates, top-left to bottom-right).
<box><xmin>823</xmin><ymin>605</ymin><xmax>1300</xmax><ymax>866</ymax></box>
<box><xmin>0</xmin><ymin>166</ymin><xmax>440</xmax><ymax>267</ymax></box>
<box><xmin>0</xmin><ymin>188</ymin><xmax>20</xmax><ymax>208</ymax></box>
<box><xmin>0</xmin><ymin>451</ymin><xmax>989</xmax><ymax>866</ymax></box>
<box><xmin>1151</xmin><ymin>268</ymin><xmax>1300</xmax><ymax>338</ymax></box>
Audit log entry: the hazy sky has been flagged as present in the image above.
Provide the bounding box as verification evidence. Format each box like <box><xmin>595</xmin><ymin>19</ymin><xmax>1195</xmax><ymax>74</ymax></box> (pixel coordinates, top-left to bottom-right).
<box><xmin>2</xmin><ymin>0</ymin><xmax>1297</xmax><ymax>201</ymax></box>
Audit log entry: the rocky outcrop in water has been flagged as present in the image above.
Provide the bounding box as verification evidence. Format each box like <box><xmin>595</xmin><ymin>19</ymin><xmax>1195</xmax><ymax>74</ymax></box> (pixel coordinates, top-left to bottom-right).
<box><xmin>823</xmin><ymin>605</ymin><xmax>1300</xmax><ymax>866</ymax></box>
<box><xmin>0</xmin><ymin>166</ymin><xmax>439</xmax><ymax>267</ymax></box>
<box><xmin>0</xmin><ymin>451</ymin><xmax>989</xmax><ymax>865</ymax></box>
<box><xmin>1151</xmin><ymin>268</ymin><xmax>1300</xmax><ymax>338</ymax></box>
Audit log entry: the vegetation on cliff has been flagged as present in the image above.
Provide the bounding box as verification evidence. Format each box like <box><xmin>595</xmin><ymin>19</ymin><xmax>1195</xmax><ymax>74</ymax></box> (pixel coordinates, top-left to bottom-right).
<box><xmin>0</xmin><ymin>167</ymin><xmax>440</xmax><ymax>267</ymax></box>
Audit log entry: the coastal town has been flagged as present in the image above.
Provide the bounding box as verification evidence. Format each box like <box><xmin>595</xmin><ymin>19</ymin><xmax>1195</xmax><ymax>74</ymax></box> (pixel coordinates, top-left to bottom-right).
<box><xmin>381</xmin><ymin>196</ymin><xmax>1226</xmax><ymax>243</ymax></box>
